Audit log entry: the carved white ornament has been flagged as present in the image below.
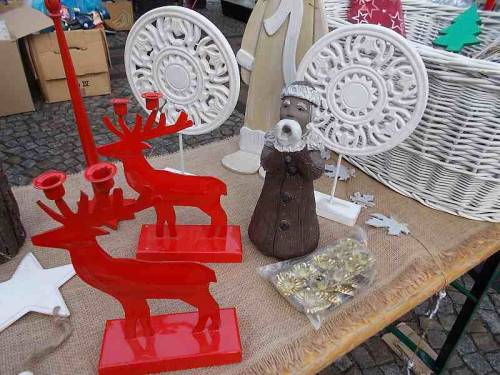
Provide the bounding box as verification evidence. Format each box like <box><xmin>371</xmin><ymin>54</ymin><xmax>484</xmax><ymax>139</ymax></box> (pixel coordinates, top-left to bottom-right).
<box><xmin>297</xmin><ymin>24</ymin><xmax>428</xmax><ymax>156</ymax></box>
<box><xmin>125</xmin><ymin>6</ymin><xmax>240</xmax><ymax>135</ymax></box>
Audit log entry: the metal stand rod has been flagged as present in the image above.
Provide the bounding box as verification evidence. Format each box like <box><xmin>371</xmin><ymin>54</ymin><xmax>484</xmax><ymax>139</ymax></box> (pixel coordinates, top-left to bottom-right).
<box><xmin>179</xmin><ymin>133</ymin><xmax>185</xmax><ymax>174</ymax></box>
<box><xmin>329</xmin><ymin>154</ymin><xmax>343</xmax><ymax>204</ymax></box>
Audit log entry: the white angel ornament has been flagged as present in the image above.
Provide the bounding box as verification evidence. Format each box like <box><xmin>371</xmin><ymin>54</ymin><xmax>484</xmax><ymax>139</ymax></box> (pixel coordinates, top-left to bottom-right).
<box><xmin>222</xmin><ymin>0</ymin><xmax>328</xmax><ymax>174</ymax></box>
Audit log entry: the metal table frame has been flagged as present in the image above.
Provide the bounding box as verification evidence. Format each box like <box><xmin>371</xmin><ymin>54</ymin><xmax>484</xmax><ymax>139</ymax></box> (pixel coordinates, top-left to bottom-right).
<box><xmin>387</xmin><ymin>251</ymin><xmax>500</xmax><ymax>374</ymax></box>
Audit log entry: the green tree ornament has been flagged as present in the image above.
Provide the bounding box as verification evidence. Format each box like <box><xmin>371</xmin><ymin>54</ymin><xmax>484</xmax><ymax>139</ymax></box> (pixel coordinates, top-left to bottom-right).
<box><xmin>433</xmin><ymin>4</ymin><xmax>481</xmax><ymax>52</ymax></box>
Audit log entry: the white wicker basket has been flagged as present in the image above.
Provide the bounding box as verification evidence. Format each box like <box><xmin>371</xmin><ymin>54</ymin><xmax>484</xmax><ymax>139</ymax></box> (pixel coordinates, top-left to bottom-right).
<box><xmin>324</xmin><ymin>0</ymin><xmax>500</xmax><ymax>221</ymax></box>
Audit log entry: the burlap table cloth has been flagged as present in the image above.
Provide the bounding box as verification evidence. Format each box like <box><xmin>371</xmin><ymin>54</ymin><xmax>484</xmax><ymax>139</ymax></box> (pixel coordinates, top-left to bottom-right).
<box><xmin>1</xmin><ymin>137</ymin><xmax>499</xmax><ymax>375</ymax></box>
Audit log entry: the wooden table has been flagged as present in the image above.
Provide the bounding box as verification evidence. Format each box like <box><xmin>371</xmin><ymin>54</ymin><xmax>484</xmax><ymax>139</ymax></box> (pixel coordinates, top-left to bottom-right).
<box><xmin>0</xmin><ymin>138</ymin><xmax>498</xmax><ymax>375</ymax></box>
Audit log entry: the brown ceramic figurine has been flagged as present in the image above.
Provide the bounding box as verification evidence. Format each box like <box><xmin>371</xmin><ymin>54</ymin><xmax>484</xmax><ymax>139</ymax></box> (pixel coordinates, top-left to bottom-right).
<box><xmin>248</xmin><ymin>81</ymin><xmax>325</xmax><ymax>260</ymax></box>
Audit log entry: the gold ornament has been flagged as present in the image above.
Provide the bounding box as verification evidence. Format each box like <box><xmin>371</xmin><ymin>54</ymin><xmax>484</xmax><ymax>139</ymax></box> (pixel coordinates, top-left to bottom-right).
<box><xmin>291</xmin><ymin>262</ymin><xmax>317</xmax><ymax>279</ymax></box>
<box><xmin>265</xmin><ymin>238</ymin><xmax>375</xmax><ymax>322</ymax></box>
<box><xmin>294</xmin><ymin>289</ymin><xmax>331</xmax><ymax>314</ymax></box>
<box><xmin>312</xmin><ymin>254</ymin><xmax>336</xmax><ymax>270</ymax></box>
<box><xmin>311</xmin><ymin>275</ymin><xmax>330</xmax><ymax>292</ymax></box>
<box><xmin>326</xmin><ymin>292</ymin><xmax>343</xmax><ymax>306</ymax></box>
<box><xmin>330</xmin><ymin>283</ymin><xmax>356</xmax><ymax>296</ymax></box>
<box><xmin>275</xmin><ymin>272</ymin><xmax>303</xmax><ymax>296</ymax></box>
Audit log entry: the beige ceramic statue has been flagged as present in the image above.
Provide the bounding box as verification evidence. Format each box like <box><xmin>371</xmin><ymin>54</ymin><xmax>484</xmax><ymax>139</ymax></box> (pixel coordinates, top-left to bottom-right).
<box><xmin>221</xmin><ymin>0</ymin><xmax>328</xmax><ymax>174</ymax></box>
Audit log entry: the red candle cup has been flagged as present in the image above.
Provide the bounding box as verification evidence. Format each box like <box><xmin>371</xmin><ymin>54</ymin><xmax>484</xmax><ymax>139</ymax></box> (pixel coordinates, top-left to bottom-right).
<box><xmin>33</xmin><ymin>171</ymin><xmax>67</xmax><ymax>201</ymax></box>
<box><xmin>112</xmin><ymin>98</ymin><xmax>129</xmax><ymax>117</ymax></box>
<box><xmin>142</xmin><ymin>92</ymin><xmax>163</xmax><ymax>110</ymax></box>
<box><xmin>84</xmin><ymin>162</ymin><xmax>117</xmax><ymax>194</ymax></box>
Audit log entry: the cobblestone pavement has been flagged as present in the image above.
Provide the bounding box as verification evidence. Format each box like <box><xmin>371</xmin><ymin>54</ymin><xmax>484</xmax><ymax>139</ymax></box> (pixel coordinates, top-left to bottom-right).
<box><xmin>0</xmin><ymin>1</ymin><xmax>498</xmax><ymax>374</ymax></box>
<box><xmin>0</xmin><ymin>76</ymin><xmax>244</xmax><ymax>185</ymax></box>
<box><xmin>320</xmin><ymin>274</ymin><xmax>500</xmax><ymax>375</ymax></box>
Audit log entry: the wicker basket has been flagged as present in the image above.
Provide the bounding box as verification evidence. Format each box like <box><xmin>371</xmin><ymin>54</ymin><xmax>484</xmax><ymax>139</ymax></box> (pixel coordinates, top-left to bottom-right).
<box><xmin>323</xmin><ymin>0</ymin><xmax>500</xmax><ymax>221</ymax></box>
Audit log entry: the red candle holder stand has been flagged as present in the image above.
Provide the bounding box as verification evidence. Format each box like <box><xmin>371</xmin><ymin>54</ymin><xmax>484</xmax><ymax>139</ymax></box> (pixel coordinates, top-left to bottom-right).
<box><xmin>43</xmin><ymin>0</ymin><xmax>242</xmax><ymax>261</ymax></box>
<box><xmin>32</xmin><ymin>0</ymin><xmax>241</xmax><ymax>375</ymax></box>
<box><xmin>32</xmin><ymin>172</ymin><xmax>242</xmax><ymax>374</ymax></box>
<box><xmin>98</xmin><ymin>93</ymin><xmax>242</xmax><ymax>263</ymax></box>
<box><xmin>35</xmin><ymin>1</ymin><xmax>244</xmax><ymax>372</ymax></box>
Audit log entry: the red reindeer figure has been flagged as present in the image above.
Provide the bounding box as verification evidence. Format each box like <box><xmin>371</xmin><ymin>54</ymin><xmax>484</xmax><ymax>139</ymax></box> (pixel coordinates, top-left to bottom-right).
<box><xmin>32</xmin><ymin>166</ymin><xmax>221</xmax><ymax>339</ymax></box>
<box><xmin>98</xmin><ymin>94</ymin><xmax>242</xmax><ymax>263</ymax></box>
<box><xmin>32</xmin><ymin>166</ymin><xmax>242</xmax><ymax>373</ymax></box>
<box><xmin>99</xmin><ymin>94</ymin><xmax>227</xmax><ymax>238</ymax></box>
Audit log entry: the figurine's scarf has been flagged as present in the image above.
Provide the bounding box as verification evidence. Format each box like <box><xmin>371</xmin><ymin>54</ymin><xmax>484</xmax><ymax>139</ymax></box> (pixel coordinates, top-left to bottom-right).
<box><xmin>265</xmin><ymin>130</ymin><xmax>314</xmax><ymax>153</ymax></box>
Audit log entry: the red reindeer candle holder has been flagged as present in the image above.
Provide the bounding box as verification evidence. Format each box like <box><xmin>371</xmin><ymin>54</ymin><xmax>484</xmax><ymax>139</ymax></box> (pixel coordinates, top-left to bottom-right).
<box><xmin>44</xmin><ymin>0</ymin><xmax>242</xmax><ymax>262</ymax></box>
<box><xmin>32</xmin><ymin>172</ymin><xmax>242</xmax><ymax>374</ymax></box>
<box><xmin>35</xmin><ymin>1</ymin><xmax>244</xmax><ymax>371</ymax></box>
<box><xmin>98</xmin><ymin>94</ymin><xmax>242</xmax><ymax>263</ymax></box>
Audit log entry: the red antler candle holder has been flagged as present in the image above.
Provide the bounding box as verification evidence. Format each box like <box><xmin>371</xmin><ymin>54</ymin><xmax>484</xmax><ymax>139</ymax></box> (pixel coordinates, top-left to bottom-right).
<box><xmin>112</xmin><ymin>98</ymin><xmax>129</xmax><ymax>118</ymax></box>
<box><xmin>84</xmin><ymin>162</ymin><xmax>136</xmax><ymax>229</ymax></box>
<box><xmin>33</xmin><ymin>1</ymin><xmax>243</xmax><ymax>371</ymax></box>
<box><xmin>32</xmin><ymin>175</ymin><xmax>242</xmax><ymax>374</ymax></box>
<box><xmin>85</xmin><ymin>162</ymin><xmax>117</xmax><ymax>194</ymax></box>
<box><xmin>142</xmin><ymin>91</ymin><xmax>162</xmax><ymax>110</ymax></box>
<box><xmin>98</xmin><ymin>93</ymin><xmax>242</xmax><ymax>263</ymax></box>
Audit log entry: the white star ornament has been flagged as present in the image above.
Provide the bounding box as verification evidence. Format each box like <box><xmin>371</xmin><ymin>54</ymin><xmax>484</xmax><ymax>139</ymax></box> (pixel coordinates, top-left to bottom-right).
<box><xmin>0</xmin><ymin>253</ymin><xmax>75</xmax><ymax>332</ymax></box>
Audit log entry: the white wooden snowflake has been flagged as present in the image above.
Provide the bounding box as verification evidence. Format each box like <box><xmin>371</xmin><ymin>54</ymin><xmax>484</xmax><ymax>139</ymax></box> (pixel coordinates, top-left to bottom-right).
<box><xmin>350</xmin><ymin>192</ymin><xmax>375</xmax><ymax>208</ymax></box>
<box><xmin>365</xmin><ymin>214</ymin><xmax>410</xmax><ymax>236</ymax></box>
<box><xmin>325</xmin><ymin>163</ymin><xmax>356</xmax><ymax>181</ymax></box>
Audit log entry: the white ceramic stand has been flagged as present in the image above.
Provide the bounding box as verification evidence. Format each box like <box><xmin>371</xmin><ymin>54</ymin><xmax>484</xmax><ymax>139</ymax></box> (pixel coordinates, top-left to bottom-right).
<box><xmin>221</xmin><ymin>127</ymin><xmax>266</xmax><ymax>174</ymax></box>
<box><xmin>315</xmin><ymin>192</ymin><xmax>361</xmax><ymax>226</ymax></box>
<box><xmin>125</xmin><ymin>6</ymin><xmax>240</xmax><ymax>175</ymax></box>
<box><xmin>297</xmin><ymin>25</ymin><xmax>429</xmax><ymax>226</ymax></box>
<box><xmin>314</xmin><ymin>155</ymin><xmax>361</xmax><ymax>226</ymax></box>
<box><xmin>161</xmin><ymin>134</ymin><xmax>196</xmax><ymax>175</ymax></box>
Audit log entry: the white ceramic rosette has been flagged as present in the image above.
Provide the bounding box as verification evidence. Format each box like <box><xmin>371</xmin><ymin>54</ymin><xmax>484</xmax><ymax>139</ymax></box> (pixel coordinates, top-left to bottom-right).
<box><xmin>125</xmin><ymin>6</ymin><xmax>240</xmax><ymax>135</ymax></box>
<box><xmin>297</xmin><ymin>24</ymin><xmax>428</xmax><ymax>156</ymax></box>
<box><xmin>298</xmin><ymin>24</ymin><xmax>428</xmax><ymax>226</ymax></box>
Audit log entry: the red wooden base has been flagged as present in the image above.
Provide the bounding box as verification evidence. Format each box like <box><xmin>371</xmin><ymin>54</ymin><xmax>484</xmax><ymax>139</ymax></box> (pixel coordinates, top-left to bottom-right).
<box><xmin>136</xmin><ymin>225</ymin><xmax>242</xmax><ymax>263</ymax></box>
<box><xmin>98</xmin><ymin>308</ymin><xmax>242</xmax><ymax>375</ymax></box>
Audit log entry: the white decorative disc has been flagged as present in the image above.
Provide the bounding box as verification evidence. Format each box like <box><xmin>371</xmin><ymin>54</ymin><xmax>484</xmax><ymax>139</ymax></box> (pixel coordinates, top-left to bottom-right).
<box><xmin>297</xmin><ymin>24</ymin><xmax>428</xmax><ymax>156</ymax></box>
<box><xmin>125</xmin><ymin>6</ymin><xmax>240</xmax><ymax>135</ymax></box>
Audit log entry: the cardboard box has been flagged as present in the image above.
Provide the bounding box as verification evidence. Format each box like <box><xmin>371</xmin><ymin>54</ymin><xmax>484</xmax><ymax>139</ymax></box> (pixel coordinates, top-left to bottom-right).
<box><xmin>0</xmin><ymin>7</ymin><xmax>52</xmax><ymax>117</ymax></box>
<box><xmin>104</xmin><ymin>0</ymin><xmax>133</xmax><ymax>31</ymax></box>
<box><xmin>28</xmin><ymin>28</ymin><xmax>111</xmax><ymax>103</ymax></box>
<box><xmin>0</xmin><ymin>0</ymin><xmax>25</xmax><ymax>14</ymax></box>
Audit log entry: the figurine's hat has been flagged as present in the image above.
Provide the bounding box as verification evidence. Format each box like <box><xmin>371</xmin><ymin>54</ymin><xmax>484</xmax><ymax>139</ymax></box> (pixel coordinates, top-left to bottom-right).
<box><xmin>281</xmin><ymin>81</ymin><xmax>321</xmax><ymax>107</ymax></box>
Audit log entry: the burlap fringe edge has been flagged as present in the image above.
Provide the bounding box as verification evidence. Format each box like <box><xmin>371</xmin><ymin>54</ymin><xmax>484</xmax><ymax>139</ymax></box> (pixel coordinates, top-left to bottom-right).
<box><xmin>240</xmin><ymin>225</ymin><xmax>499</xmax><ymax>375</ymax></box>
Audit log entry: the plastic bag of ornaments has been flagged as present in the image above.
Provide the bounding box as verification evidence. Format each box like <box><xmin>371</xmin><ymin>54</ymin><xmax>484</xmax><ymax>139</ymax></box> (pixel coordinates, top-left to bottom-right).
<box><xmin>258</xmin><ymin>228</ymin><xmax>375</xmax><ymax>329</ymax></box>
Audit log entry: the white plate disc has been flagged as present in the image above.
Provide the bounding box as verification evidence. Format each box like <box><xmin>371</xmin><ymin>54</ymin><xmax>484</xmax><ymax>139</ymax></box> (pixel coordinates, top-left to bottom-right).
<box><xmin>297</xmin><ymin>24</ymin><xmax>428</xmax><ymax>156</ymax></box>
<box><xmin>125</xmin><ymin>6</ymin><xmax>240</xmax><ymax>135</ymax></box>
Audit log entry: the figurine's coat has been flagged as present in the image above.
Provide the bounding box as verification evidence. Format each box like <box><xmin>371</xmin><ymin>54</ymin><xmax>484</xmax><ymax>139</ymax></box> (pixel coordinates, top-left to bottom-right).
<box><xmin>249</xmin><ymin>147</ymin><xmax>324</xmax><ymax>259</ymax></box>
